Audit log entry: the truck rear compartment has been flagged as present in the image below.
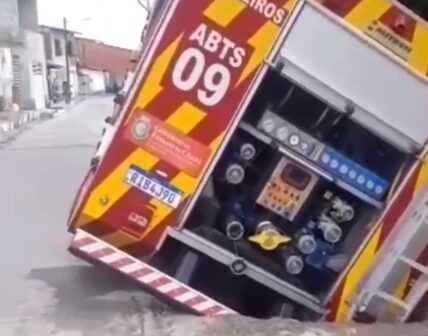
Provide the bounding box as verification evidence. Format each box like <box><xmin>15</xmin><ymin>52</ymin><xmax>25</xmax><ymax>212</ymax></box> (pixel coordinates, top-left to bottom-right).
<box><xmin>151</xmin><ymin>66</ymin><xmax>415</xmax><ymax>319</ymax></box>
<box><xmin>65</xmin><ymin>0</ymin><xmax>428</xmax><ymax>324</ymax></box>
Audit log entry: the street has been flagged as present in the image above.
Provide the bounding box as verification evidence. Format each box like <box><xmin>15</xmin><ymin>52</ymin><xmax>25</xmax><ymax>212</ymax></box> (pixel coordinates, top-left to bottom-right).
<box><xmin>0</xmin><ymin>96</ymin><xmax>427</xmax><ymax>336</ymax></box>
<box><xmin>0</xmin><ymin>96</ymin><xmax>162</xmax><ymax>335</ymax></box>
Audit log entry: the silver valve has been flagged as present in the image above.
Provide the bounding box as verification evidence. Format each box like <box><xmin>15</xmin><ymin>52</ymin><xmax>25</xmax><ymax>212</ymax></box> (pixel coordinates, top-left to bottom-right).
<box><xmin>318</xmin><ymin>214</ymin><xmax>343</xmax><ymax>244</ymax></box>
<box><xmin>225</xmin><ymin>220</ymin><xmax>245</xmax><ymax>241</ymax></box>
<box><xmin>240</xmin><ymin>143</ymin><xmax>256</xmax><ymax>161</ymax></box>
<box><xmin>329</xmin><ymin>197</ymin><xmax>355</xmax><ymax>223</ymax></box>
<box><xmin>285</xmin><ymin>254</ymin><xmax>304</xmax><ymax>275</ymax></box>
<box><xmin>225</xmin><ymin>164</ymin><xmax>245</xmax><ymax>185</ymax></box>
<box><xmin>297</xmin><ymin>234</ymin><xmax>317</xmax><ymax>255</ymax></box>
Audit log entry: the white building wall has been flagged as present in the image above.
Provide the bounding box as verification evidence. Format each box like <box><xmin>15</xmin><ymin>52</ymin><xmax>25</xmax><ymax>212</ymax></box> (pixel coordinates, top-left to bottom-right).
<box><xmin>43</xmin><ymin>29</ymin><xmax>79</xmax><ymax>100</ymax></box>
<box><xmin>0</xmin><ymin>47</ymin><xmax>13</xmax><ymax>110</ymax></box>
<box><xmin>0</xmin><ymin>0</ymin><xmax>19</xmax><ymax>29</ymax></box>
<box><xmin>82</xmin><ymin>68</ymin><xmax>106</xmax><ymax>93</ymax></box>
<box><xmin>24</xmin><ymin>31</ymin><xmax>48</xmax><ymax>109</ymax></box>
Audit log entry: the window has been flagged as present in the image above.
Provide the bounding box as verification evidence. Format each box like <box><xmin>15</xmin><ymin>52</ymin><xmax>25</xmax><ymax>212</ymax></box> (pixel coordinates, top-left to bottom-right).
<box><xmin>54</xmin><ymin>38</ymin><xmax>63</xmax><ymax>57</ymax></box>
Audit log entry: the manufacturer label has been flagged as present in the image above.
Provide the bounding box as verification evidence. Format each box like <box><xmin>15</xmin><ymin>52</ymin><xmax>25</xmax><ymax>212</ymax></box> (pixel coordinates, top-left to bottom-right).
<box><xmin>365</xmin><ymin>20</ymin><xmax>413</xmax><ymax>61</ymax></box>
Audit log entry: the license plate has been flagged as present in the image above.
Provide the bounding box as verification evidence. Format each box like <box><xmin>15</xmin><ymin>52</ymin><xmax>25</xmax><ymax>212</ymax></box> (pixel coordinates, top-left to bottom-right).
<box><xmin>125</xmin><ymin>166</ymin><xmax>183</xmax><ymax>209</ymax></box>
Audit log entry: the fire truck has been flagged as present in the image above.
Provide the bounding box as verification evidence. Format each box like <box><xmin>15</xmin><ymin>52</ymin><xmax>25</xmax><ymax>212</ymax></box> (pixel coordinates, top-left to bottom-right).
<box><xmin>67</xmin><ymin>0</ymin><xmax>428</xmax><ymax>323</ymax></box>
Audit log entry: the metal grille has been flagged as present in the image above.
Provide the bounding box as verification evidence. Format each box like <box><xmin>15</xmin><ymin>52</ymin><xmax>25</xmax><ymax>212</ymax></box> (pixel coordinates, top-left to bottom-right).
<box><xmin>12</xmin><ymin>54</ymin><xmax>21</xmax><ymax>88</ymax></box>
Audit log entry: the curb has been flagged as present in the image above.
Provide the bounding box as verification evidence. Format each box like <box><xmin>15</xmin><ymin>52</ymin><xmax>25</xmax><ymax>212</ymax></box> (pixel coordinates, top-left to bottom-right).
<box><xmin>0</xmin><ymin>97</ymin><xmax>86</xmax><ymax>142</ymax></box>
<box><xmin>0</xmin><ymin>108</ymin><xmax>59</xmax><ymax>139</ymax></box>
<box><xmin>0</xmin><ymin>97</ymin><xmax>83</xmax><ymax>129</ymax></box>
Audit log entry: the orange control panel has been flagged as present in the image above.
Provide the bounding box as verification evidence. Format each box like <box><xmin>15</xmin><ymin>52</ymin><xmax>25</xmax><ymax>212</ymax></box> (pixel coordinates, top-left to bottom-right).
<box><xmin>257</xmin><ymin>157</ymin><xmax>319</xmax><ymax>221</ymax></box>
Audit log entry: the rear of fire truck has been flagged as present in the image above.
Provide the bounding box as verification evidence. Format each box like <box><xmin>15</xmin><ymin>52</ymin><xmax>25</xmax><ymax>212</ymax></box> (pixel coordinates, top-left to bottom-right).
<box><xmin>67</xmin><ymin>0</ymin><xmax>428</xmax><ymax>323</ymax></box>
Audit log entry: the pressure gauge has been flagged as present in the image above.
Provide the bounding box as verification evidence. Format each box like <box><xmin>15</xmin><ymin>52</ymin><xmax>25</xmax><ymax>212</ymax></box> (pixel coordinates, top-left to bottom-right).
<box><xmin>349</xmin><ymin>170</ymin><xmax>357</xmax><ymax>180</ymax></box>
<box><xmin>288</xmin><ymin>134</ymin><xmax>300</xmax><ymax>147</ymax></box>
<box><xmin>275</xmin><ymin>126</ymin><xmax>289</xmax><ymax>142</ymax></box>
<box><xmin>261</xmin><ymin>118</ymin><xmax>275</xmax><ymax>134</ymax></box>
<box><xmin>366</xmin><ymin>180</ymin><xmax>375</xmax><ymax>190</ymax></box>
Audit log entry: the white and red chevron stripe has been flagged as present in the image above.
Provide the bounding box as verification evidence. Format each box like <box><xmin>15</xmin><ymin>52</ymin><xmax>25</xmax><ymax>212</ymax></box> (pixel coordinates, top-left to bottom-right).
<box><xmin>69</xmin><ymin>229</ymin><xmax>236</xmax><ymax>317</ymax></box>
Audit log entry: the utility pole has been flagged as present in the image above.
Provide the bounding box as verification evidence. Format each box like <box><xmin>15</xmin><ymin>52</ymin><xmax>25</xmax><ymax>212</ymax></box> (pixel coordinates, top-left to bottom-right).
<box><xmin>63</xmin><ymin>16</ymin><xmax>71</xmax><ymax>102</ymax></box>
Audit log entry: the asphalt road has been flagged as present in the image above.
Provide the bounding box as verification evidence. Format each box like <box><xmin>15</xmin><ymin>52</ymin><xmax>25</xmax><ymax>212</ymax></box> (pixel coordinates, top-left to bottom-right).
<box><xmin>0</xmin><ymin>96</ymin><xmax>164</xmax><ymax>335</ymax></box>
<box><xmin>0</xmin><ymin>96</ymin><xmax>426</xmax><ymax>336</ymax></box>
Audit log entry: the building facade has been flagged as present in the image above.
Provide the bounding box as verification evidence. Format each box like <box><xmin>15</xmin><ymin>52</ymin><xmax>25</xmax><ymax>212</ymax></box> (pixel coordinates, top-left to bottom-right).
<box><xmin>40</xmin><ymin>25</ymin><xmax>79</xmax><ymax>103</ymax></box>
<box><xmin>0</xmin><ymin>0</ymin><xmax>48</xmax><ymax>111</ymax></box>
<box><xmin>77</xmin><ymin>38</ymin><xmax>133</xmax><ymax>95</ymax></box>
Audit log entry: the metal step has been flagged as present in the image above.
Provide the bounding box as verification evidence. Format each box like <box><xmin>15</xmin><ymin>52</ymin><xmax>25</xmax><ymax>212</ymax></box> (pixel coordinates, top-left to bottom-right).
<box><xmin>350</xmin><ymin>187</ymin><xmax>428</xmax><ymax>322</ymax></box>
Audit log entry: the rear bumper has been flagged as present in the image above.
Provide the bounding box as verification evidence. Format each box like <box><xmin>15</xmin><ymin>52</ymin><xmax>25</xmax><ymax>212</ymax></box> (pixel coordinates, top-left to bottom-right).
<box><xmin>69</xmin><ymin>229</ymin><xmax>236</xmax><ymax>317</ymax></box>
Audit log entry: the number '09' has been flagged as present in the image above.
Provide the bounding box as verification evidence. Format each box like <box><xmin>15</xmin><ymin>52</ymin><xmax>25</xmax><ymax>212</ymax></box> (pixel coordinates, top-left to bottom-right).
<box><xmin>172</xmin><ymin>47</ymin><xmax>231</xmax><ymax>107</ymax></box>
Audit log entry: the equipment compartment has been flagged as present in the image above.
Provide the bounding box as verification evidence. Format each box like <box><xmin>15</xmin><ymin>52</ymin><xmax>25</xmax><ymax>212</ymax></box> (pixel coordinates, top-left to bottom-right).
<box><xmin>179</xmin><ymin>66</ymin><xmax>413</xmax><ymax>304</ymax></box>
<box><xmin>274</xmin><ymin>1</ymin><xmax>428</xmax><ymax>151</ymax></box>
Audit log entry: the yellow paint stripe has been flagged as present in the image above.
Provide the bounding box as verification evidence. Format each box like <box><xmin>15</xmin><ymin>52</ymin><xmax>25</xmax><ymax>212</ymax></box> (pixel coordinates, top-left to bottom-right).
<box><xmin>126</xmin><ymin>34</ymin><xmax>184</xmax><ymax>124</ymax></box>
<box><xmin>203</xmin><ymin>0</ymin><xmax>245</xmax><ymax>27</ymax></box>
<box><xmin>345</xmin><ymin>0</ymin><xmax>390</xmax><ymax>31</ymax></box>
<box><xmin>209</xmin><ymin>132</ymin><xmax>224</xmax><ymax>151</ymax></box>
<box><xmin>78</xmin><ymin>149</ymin><xmax>159</xmax><ymax>227</ymax></box>
<box><xmin>283</xmin><ymin>0</ymin><xmax>297</xmax><ymax>12</ymax></box>
<box><xmin>415</xmin><ymin>161</ymin><xmax>428</xmax><ymax>192</ymax></box>
<box><xmin>335</xmin><ymin>228</ymin><xmax>381</xmax><ymax>321</ymax></box>
<box><xmin>237</xmin><ymin>21</ymin><xmax>279</xmax><ymax>86</ymax></box>
<box><xmin>165</xmin><ymin>102</ymin><xmax>206</xmax><ymax>133</ymax></box>
<box><xmin>410</xmin><ymin>25</ymin><xmax>428</xmax><ymax>73</ymax></box>
<box><xmin>104</xmin><ymin>172</ymin><xmax>197</xmax><ymax>248</ymax></box>
<box><xmin>104</xmin><ymin>133</ymin><xmax>223</xmax><ymax>248</ymax></box>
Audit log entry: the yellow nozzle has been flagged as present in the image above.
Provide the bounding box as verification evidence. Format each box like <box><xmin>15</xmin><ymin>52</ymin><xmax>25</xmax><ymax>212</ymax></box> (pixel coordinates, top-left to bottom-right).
<box><xmin>248</xmin><ymin>229</ymin><xmax>291</xmax><ymax>251</ymax></box>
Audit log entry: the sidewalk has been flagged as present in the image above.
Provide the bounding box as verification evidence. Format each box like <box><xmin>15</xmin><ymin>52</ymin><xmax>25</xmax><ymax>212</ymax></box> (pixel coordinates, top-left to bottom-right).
<box><xmin>0</xmin><ymin>97</ymin><xmax>85</xmax><ymax>142</ymax></box>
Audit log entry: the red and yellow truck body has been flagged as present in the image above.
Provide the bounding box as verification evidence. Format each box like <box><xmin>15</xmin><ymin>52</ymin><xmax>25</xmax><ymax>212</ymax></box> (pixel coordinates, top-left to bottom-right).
<box><xmin>68</xmin><ymin>0</ymin><xmax>428</xmax><ymax>322</ymax></box>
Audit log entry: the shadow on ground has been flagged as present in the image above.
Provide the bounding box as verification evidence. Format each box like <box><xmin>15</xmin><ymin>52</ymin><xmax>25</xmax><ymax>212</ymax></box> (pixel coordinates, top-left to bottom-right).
<box><xmin>0</xmin><ymin>264</ymin><xmax>422</xmax><ymax>336</ymax></box>
<box><xmin>24</xmin><ymin>264</ymin><xmax>174</xmax><ymax>335</ymax></box>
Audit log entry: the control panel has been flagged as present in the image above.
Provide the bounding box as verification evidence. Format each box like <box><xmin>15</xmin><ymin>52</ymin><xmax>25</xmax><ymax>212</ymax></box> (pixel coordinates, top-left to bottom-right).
<box><xmin>257</xmin><ymin>157</ymin><xmax>319</xmax><ymax>221</ymax></box>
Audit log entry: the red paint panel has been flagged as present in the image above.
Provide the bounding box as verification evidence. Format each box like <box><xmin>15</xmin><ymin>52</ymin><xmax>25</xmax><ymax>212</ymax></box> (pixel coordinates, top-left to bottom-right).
<box><xmin>188</xmin><ymin>76</ymin><xmax>251</xmax><ymax>145</ymax></box>
<box><xmin>325</xmin><ymin>282</ymin><xmax>345</xmax><ymax>321</ymax></box>
<box><xmin>125</xmin><ymin>112</ymin><xmax>212</xmax><ymax>177</ymax></box>
<box><xmin>378</xmin><ymin>7</ymin><xmax>417</xmax><ymax>42</ymax></box>
<box><xmin>110</xmin><ymin>257</ymin><xmax>134</xmax><ymax>269</ymax></box>
<box><xmin>319</xmin><ymin>0</ymin><xmax>362</xmax><ymax>17</ymax></box>
<box><xmin>73</xmin><ymin>0</ymin><xmax>289</xmax><ymax>257</ymax></box>
<box><xmin>71</xmin><ymin>236</ymin><xmax>96</xmax><ymax>249</ymax></box>
<box><xmin>85</xmin><ymin>162</ymin><xmax>180</xmax><ymax>238</ymax></box>
<box><xmin>90</xmin><ymin>247</ymin><xmax>115</xmax><ymax>259</ymax></box>
<box><xmin>168</xmin><ymin>287</ymin><xmax>189</xmax><ymax>298</ymax></box>
<box><xmin>123</xmin><ymin>200</ymin><xmax>188</xmax><ymax>257</ymax></box>
<box><xmin>91</xmin><ymin>90</ymin><xmax>185</xmax><ymax>190</ymax></box>
<box><xmin>130</xmin><ymin>267</ymin><xmax>153</xmax><ymax>279</ymax></box>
